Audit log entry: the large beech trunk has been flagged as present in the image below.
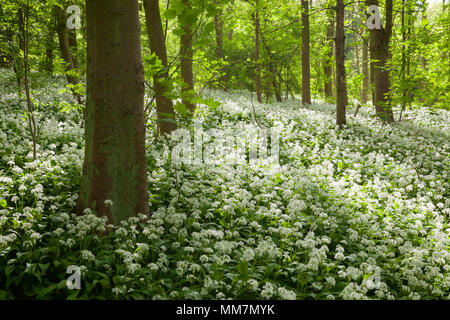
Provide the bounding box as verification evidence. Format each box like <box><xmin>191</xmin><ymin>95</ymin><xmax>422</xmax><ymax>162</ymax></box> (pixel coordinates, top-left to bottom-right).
<box><xmin>78</xmin><ymin>0</ymin><xmax>149</xmax><ymax>224</ymax></box>
<box><xmin>143</xmin><ymin>0</ymin><xmax>177</xmax><ymax>134</ymax></box>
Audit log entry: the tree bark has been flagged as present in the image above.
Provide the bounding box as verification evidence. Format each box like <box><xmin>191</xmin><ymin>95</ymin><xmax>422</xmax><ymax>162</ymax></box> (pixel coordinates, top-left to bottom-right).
<box><xmin>265</xmin><ymin>64</ymin><xmax>273</xmax><ymax>103</ymax></box>
<box><xmin>143</xmin><ymin>0</ymin><xmax>177</xmax><ymax>134</ymax></box>
<box><xmin>324</xmin><ymin>17</ymin><xmax>334</xmax><ymax>98</ymax></box>
<box><xmin>355</xmin><ymin>43</ymin><xmax>360</xmax><ymax>74</ymax></box>
<box><xmin>22</xmin><ymin>0</ymin><xmax>37</xmax><ymax>160</ymax></box>
<box><xmin>301</xmin><ymin>0</ymin><xmax>311</xmax><ymax>105</ymax></box>
<box><xmin>335</xmin><ymin>0</ymin><xmax>348</xmax><ymax>127</ymax></box>
<box><xmin>261</xmin><ymin>13</ymin><xmax>281</xmax><ymax>103</ymax></box>
<box><xmin>367</xmin><ymin>0</ymin><xmax>394</xmax><ymax>122</ymax></box>
<box><xmin>214</xmin><ymin>0</ymin><xmax>227</xmax><ymax>91</ymax></box>
<box><xmin>269</xmin><ymin>62</ymin><xmax>282</xmax><ymax>102</ymax></box>
<box><xmin>42</xmin><ymin>15</ymin><xmax>56</xmax><ymax>73</ymax></box>
<box><xmin>55</xmin><ymin>5</ymin><xmax>78</xmax><ymax>86</ymax></box>
<box><xmin>0</xmin><ymin>4</ymin><xmax>14</xmax><ymax>67</ymax></box>
<box><xmin>180</xmin><ymin>0</ymin><xmax>195</xmax><ymax>112</ymax></box>
<box><xmin>68</xmin><ymin>29</ymin><xmax>79</xmax><ymax>69</ymax></box>
<box><xmin>361</xmin><ymin>33</ymin><xmax>369</xmax><ymax>104</ymax></box>
<box><xmin>78</xmin><ymin>0</ymin><xmax>149</xmax><ymax>224</ymax></box>
<box><xmin>17</xmin><ymin>8</ymin><xmax>25</xmax><ymax>52</ymax></box>
<box><xmin>44</xmin><ymin>28</ymin><xmax>55</xmax><ymax>73</ymax></box>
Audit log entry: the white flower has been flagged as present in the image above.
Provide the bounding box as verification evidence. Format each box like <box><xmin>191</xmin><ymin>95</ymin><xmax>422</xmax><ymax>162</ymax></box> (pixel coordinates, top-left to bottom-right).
<box><xmin>30</xmin><ymin>232</ymin><xmax>41</xmax><ymax>240</ymax></box>
<box><xmin>136</xmin><ymin>243</ymin><xmax>149</xmax><ymax>251</ymax></box>
<box><xmin>261</xmin><ymin>282</ymin><xmax>275</xmax><ymax>299</ymax></box>
<box><xmin>278</xmin><ymin>287</ymin><xmax>296</xmax><ymax>300</ymax></box>
<box><xmin>334</xmin><ymin>252</ymin><xmax>345</xmax><ymax>261</ymax></box>
<box><xmin>242</xmin><ymin>248</ymin><xmax>255</xmax><ymax>262</ymax></box>
<box><xmin>104</xmin><ymin>199</ymin><xmax>113</xmax><ymax>207</ymax></box>
<box><xmin>216</xmin><ymin>292</ymin><xmax>226</xmax><ymax>299</ymax></box>
<box><xmin>81</xmin><ymin>250</ymin><xmax>95</xmax><ymax>262</ymax></box>
<box><xmin>127</xmin><ymin>263</ymin><xmax>141</xmax><ymax>274</ymax></box>
<box><xmin>247</xmin><ymin>279</ymin><xmax>259</xmax><ymax>291</ymax></box>
<box><xmin>148</xmin><ymin>263</ymin><xmax>158</xmax><ymax>271</ymax></box>
<box><xmin>199</xmin><ymin>255</ymin><xmax>209</xmax><ymax>264</ymax></box>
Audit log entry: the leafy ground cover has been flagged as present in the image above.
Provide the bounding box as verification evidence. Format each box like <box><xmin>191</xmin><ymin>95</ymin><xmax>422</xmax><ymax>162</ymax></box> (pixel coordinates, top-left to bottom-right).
<box><xmin>0</xmin><ymin>71</ymin><xmax>449</xmax><ymax>299</ymax></box>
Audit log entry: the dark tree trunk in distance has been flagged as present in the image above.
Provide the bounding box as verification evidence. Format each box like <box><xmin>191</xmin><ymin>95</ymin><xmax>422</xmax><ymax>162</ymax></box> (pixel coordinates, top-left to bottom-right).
<box><xmin>301</xmin><ymin>0</ymin><xmax>311</xmax><ymax>105</ymax></box>
<box><xmin>44</xmin><ymin>25</ymin><xmax>55</xmax><ymax>73</ymax></box>
<box><xmin>269</xmin><ymin>62</ymin><xmax>282</xmax><ymax>102</ymax></box>
<box><xmin>143</xmin><ymin>0</ymin><xmax>177</xmax><ymax>134</ymax></box>
<box><xmin>324</xmin><ymin>17</ymin><xmax>334</xmax><ymax>98</ymax></box>
<box><xmin>214</xmin><ymin>1</ymin><xmax>227</xmax><ymax>91</ymax></box>
<box><xmin>254</xmin><ymin>3</ymin><xmax>262</xmax><ymax>103</ymax></box>
<box><xmin>55</xmin><ymin>5</ymin><xmax>80</xmax><ymax>101</ymax></box>
<box><xmin>361</xmin><ymin>34</ymin><xmax>370</xmax><ymax>103</ymax></box>
<box><xmin>367</xmin><ymin>0</ymin><xmax>394</xmax><ymax>122</ymax></box>
<box><xmin>335</xmin><ymin>0</ymin><xmax>348</xmax><ymax>127</ymax></box>
<box><xmin>68</xmin><ymin>29</ymin><xmax>79</xmax><ymax>69</ymax></box>
<box><xmin>180</xmin><ymin>0</ymin><xmax>195</xmax><ymax>112</ymax></box>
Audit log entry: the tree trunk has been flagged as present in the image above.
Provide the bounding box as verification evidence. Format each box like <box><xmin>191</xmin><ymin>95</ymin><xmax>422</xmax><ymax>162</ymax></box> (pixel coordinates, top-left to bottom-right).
<box><xmin>17</xmin><ymin>8</ymin><xmax>25</xmax><ymax>52</ymax></box>
<box><xmin>335</xmin><ymin>0</ymin><xmax>348</xmax><ymax>127</ymax></box>
<box><xmin>301</xmin><ymin>0</ymin><xmax>311</xmax><ymax>105</ymax></box>
<box><xmin>22</xmin><ymin>0</ymin><xmax>37</xmax><ymax>160</ymax></box>
<box><xmin>361</xmin><ymin>34</ymin><xmax>369</xmax><ymax>104</ymax></box>
<box><xmin>214</xmin><ymin>1</ymin><xmax>227</xmax><ymax>91</ymax></box>
<box><xmin>324</xmin><ymin>17</ymin><xmax>334</xmax><ymax>98</ymax></box>
<box><xmin>265</xmin><ymin>66</ymin><xmax>272</xmax><ymax>103</ymax></box>
<box><xmin>254</xmin><ymin>3</ymin><xmax>262</xmax><ymax>103</ymax></box>
<box><xmin>261</xmin><ymin>12</ymin><xmax>281</xmax><ymax>103</ymax></box>
<box><xmin>0</xmin><ymin>4</ymin><xmax>14</xmax><ymax>67</ymax></box>
<box><xmin>44</xmin><ymin>29</ymin><xmax>55</xmax><ymax>73</ymax></box>
<box><xmin>13</xmin><ymin>8</ymin><xmax>25</xmax><ymax>89</ymax></box>
<box><xmin>78</xmin><ymin>0</ymin><xmax>149</xmax><ymax>224</ymax></box>
<box><xmin>285</xmin><ymin>65</ymin><xmax>289</xmax><ymax>100</ymax></box>
<box><xmin>143</xmin><ymin>0</ymin><xmax>177</xmax><ymax>134</ymax></box>
<box><xmin>180</xmin><ymin>0</ymin><xmax>195</xmax><ymax>112</ymax></box>
<box><xmin>400</xmin><ymin>0</ymin><xmax>406</xmax><ymax>119</ymax></box>
<box><xmin>367</xmin><ymin>0</ymin><xmax>394</xmax><ymax>122</ymax></box>
<box><xmin>55</xmin><ymin>6</ymin><xmax>78</xmax><ymax>86</ymax></box>
<box><xmin>269</xmin><ymin>62</ymin><xmax>282</xmax><ymax>102</ymax></box>
<box><xmin>355</xmin><ymin>43</ymin><xmax>360</xmax><ymax>74</ymax></box>
<box><xmin>68</xmin><ymin>29</ymin><xmax>79</xmax><ymax>69</ymax></box>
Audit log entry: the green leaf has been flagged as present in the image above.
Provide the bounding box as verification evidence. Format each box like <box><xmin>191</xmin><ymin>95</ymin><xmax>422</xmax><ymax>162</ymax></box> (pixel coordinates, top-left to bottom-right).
<box><xmin>0</xmin><ymin>290</ymin><xmax>8</xmax><ymax>300</ymax></box>
<box><xmin>37</xmin><ymin>284</ymin><xmax>57</xmax><ymax>299</ymax></box>
<box><xmin>156</xmin><ymin>118</ymin><xmax>177</xmax><ymax>125</ymax></box>
<box><xmin>39</xmin><ymin>263</ymin><xmax>50</xmax><ymax>274</ymax></box>
<box><xmin>174</xmin><ymin>102</ymin><xmax>188</xmax><ymax>114</ymax></box>
<box><xmin>238</xmin><ymin>261</ymin><xmax>248</xmax><ymax>277</ymax></box>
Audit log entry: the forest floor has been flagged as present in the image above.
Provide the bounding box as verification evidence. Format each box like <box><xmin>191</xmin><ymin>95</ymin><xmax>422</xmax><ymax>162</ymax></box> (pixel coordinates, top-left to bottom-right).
<box><xmin>0</xmin><ymin>71</ymin><xmax>449</xmax><ymax>299</ymax></box>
